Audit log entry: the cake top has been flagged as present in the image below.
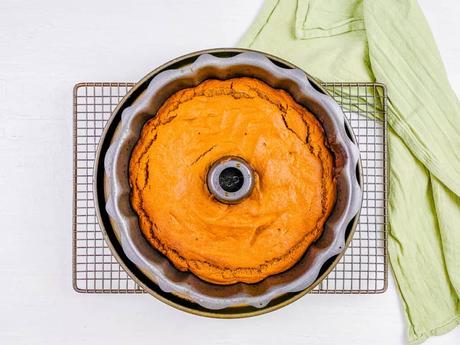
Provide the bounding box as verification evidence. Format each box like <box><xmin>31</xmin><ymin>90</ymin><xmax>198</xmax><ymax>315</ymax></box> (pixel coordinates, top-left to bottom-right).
<box><xmin>129</xmin><ymin>77</ymin><xmax>336</xmax><ymax>285</ymax></box>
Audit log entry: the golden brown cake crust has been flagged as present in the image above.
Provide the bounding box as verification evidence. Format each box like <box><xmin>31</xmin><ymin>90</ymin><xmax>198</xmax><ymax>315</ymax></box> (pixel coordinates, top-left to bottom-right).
<box><xmin>129</xmin><ymin>77</ymin><xmax>336</xmax><ymax>285</ymax></box>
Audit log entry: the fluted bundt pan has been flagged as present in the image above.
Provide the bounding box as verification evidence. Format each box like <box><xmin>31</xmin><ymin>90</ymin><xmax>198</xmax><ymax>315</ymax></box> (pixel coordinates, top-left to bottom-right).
<box><xmin>96</xmin><ymin>49</ymin><xmax>362</xmax><ymax>313</ymax></box>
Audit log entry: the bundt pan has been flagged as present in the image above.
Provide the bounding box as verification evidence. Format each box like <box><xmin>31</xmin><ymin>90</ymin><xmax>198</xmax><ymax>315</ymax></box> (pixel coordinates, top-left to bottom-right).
<box><xmin>95</xmin><ymin>48</ymin><xmax>362</xmax><ymax>316</ymax></box>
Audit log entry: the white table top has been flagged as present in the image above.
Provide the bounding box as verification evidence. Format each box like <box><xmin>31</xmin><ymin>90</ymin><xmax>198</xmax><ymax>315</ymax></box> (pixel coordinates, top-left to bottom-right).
<box><xmin>0</xmin><ymin>1</ymin><xmax>458</xmax><ymax>344</ymax></box>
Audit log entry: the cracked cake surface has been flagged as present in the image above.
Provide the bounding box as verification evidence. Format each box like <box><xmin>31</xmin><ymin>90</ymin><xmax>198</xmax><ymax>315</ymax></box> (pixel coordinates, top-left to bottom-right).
<box><xmin>129</xmin><ymin>77</ymin><xmax>336</xmax><ymax>285</ymax></box>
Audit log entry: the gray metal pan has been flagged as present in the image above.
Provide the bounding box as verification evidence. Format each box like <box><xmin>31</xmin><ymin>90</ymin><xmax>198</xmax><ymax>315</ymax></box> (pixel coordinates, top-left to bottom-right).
<box><xmin>94</xmin><ymin>48</ymin><xmax>362</xmax><ymax>316</ymax></box>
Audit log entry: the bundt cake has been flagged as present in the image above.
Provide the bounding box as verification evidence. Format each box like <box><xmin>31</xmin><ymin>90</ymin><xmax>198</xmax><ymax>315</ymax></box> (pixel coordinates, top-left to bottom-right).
<box><xmin>129</xmin><ymin>77</ymin><xmax>336</xmax><ymax>285</ymax></box>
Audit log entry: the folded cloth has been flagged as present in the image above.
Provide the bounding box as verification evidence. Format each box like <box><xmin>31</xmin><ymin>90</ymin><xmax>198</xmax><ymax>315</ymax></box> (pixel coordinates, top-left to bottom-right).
<box><xmin>238</xmin><ymin>1</ymin><xmax>460</xmax><ymax>343</ymax></box>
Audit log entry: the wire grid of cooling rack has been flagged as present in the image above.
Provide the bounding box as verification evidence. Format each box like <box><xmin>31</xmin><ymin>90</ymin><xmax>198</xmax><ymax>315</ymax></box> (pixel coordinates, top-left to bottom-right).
<box><xmin>73</xmin><ymin>82</ymin><xmax>387</xmax><ymax>294</ymax></box>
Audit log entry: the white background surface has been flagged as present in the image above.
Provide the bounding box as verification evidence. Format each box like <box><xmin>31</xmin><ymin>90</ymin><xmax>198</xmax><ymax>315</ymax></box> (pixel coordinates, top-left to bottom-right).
<box><xmin>0</xmin><ymin>1</ymin><xmax>458</xmax><ymax>344</ymax></box>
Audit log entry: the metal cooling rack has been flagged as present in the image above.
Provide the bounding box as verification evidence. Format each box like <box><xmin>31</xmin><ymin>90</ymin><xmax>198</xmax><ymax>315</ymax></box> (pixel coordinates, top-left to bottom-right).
<box><xmin>73</xmin><ymin>82</ymin><xmax>387</xmax><ymax>294</ymax></box>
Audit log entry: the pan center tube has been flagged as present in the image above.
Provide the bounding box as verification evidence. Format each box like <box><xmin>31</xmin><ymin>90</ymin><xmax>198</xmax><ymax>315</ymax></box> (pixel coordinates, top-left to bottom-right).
<box><xmin>207</xmin><ymin>156</ymin><xmax>255</xmax><ymax>204</ymax></box>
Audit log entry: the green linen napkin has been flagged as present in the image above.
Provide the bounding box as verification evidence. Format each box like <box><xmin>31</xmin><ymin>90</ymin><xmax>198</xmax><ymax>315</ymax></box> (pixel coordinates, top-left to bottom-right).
<box><xmin>238</xmin><ymin>1</ymin><xmax>460</xmax><ymax>343</ymax></box>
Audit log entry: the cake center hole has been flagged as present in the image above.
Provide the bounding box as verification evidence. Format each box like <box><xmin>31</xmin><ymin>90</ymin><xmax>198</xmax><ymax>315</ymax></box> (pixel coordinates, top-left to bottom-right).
<box><xmin>219</xmin><ymin>167</ymin><xmax>244</xmax><ymax>193</ymax></box>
